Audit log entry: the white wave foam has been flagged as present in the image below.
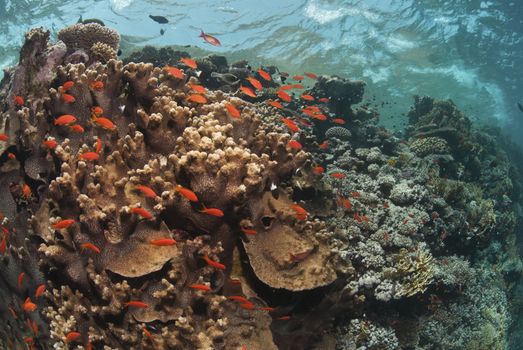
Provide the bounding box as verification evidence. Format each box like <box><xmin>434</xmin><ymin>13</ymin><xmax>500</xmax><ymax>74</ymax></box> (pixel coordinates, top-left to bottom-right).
<box><xmin>111</xmin><ymin>0</ymin><xmax>133</xmax><ymax>11</ymax></box>
<box><xmin>304</xmin><ymin>0</ymin><xmax>380</xmax><ymax>25</ymax></box>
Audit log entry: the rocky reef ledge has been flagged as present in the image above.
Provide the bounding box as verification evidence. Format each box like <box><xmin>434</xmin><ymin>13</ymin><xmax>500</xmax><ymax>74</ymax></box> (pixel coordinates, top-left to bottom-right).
<box><xmin>0</xmin><ymin>23</ymin><xmax>521</xmax><ymax>350</ymax></box>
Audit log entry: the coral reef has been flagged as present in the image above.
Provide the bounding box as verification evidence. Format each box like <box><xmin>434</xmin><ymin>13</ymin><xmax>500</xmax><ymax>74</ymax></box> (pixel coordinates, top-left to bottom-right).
<box><xmin>0</xmin><ymin>23</ymin><xmax>521</xmax><ymax>350</ymax></box>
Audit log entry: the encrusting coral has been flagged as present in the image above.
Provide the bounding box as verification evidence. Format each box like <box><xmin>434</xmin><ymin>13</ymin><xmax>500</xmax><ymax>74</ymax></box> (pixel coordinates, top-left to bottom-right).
<box><xmin>0</xmin><ymin>23</ymin><xmax>521</xmax><ymax>350</ymax></box>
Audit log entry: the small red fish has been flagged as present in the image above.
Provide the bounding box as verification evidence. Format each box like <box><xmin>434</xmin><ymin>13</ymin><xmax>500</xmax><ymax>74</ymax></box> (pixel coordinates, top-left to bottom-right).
<box><xmin>125</xmin><ymin>301</ymin><xmax>149</xmax><ymax>308</ymax></box>
<box><xmin>202</xmin><ymin>255</ymin><xmax>226</xmax><ymax>270</ymax></box>
<box><xmin>54</xmin><ymin>114</ymin><xmax>77</xmax><ymax>126</ymax></box>
<box><xmin>22</xmin><ymin>297</ymin><xmax>36</xmax><ymax>312</ymax></box>
<box><xmin>69</xmin><ymin>124</ymin><xmax>84</xmax><ymax>133</ymax></box>
<box><xmin>259</xmin><ymin>307</ymin><xmax>275</xmax><ymax>312</ymax></box>
<box><xmin>13</xmin><ymin>95</ymin><xmax>24</xmax><ymax>106</ymax></box>
<box><xmin>278</xmin><ymin>315</ymin><xmax>292</xmax><ymax>320</ymax></box>
<box><xmin>93</xmin><ymin>117</ymin><xmax>117</xmax><ymax>130</ymax></box>
<box><xmin>143</xmin><ymin>327</ymin><xmax>154</xmax><ymax>340</ymax></box>
<box><xmin>241</xmin><ymin>227</ymin><xmax>257</xmax><ymax>235</ymax></box>
<box><xmin>189</xmin><ymin>284</ymin><xmax>211</xmax><ymax>291</ymax></box>
<box><xmin>187</xmin><ymin>94</ymin><xmax>208</xmax><ymax>104</ymax></box>
<box><xmin>135</xmin><ymin>185</ymin><xmax>157</xmax><ymax>198</ymax></box>
<box><xmin>199</xmin><ymin>30</ymin><xmax>221</xmax><ymax>46</ymax></box>
<box><xmin>131</xmin><ymin>207</ymin><xmax>153</xmax><ymax>220</ymax></box>
<box><xmin>300</xmin><ymin>94</ymin><xmax>314</xmax><ymax>101</ymax></box>
<box><xmin>318</xmin><ymin>140</ymin><xmax>329</xmax><ymax>149</ymax></box>
<box><xmin>91</xmin><ymin>106</ymin><xmax>103</xmax><ymax>117</ymax></box>
<box><xmin>165</xmin><ymin>66</ymin><xmax>185</xmax><ymax>80</ymax></box>
<box><xmin>18</xmin><ymin>272</ymin><xmax>25</xmax><ymax>289</ymax></box>
<box><xmin>287</xmin><ymin>140</ymin><xmax>302</xmax><ymax>150</ymax></box>
<box><xmin>338</xmin><ymin>195</ymin><xmax>352</xmax><ymax>211</ymax></box>
<box><xmin>64</xmin><ymin>331</ymin><xmax>81</xmax><ymax>342</ymax></box>
<box><xmin>0</xmin><ymin>237</ymin><xmax>6</xmax><ymax>254</ymax></box>
<box><xmin>227</xmin><ymin>295</ymin><xmax>250</xmax><ymax>303</ymax></box>
<box><xmin>246</xmin><ymin>76</ymin><xmax>263</xmax><ymax>90</ymax></box>
<box><xmin>188</xmin><ymin>84</ymin><xmax>207</xmax><ymax>94</ymax></box>
<box><xmin>7</xmin><ymin>152</ymin><xmax>16</xmax><ymax>160</ymax></box>
<box><xmin>22</xmin><ymin>184</ymin><xmax>31</xmax><ymax>198</ymax></box>
<box><xmin>319</xmin><ymin>97</ymin><xmax>329</xmax><ymax>103</ymax></box>
<box><xmin>312</xmin><ymin>166</ymin><xmax>325</xmax><ymax>175</ymax></box>
<box><xmin>0</xmin><ymin>133</ymin><xmax>8</xmax><ymax>142</ymax></box>
<box><xmin>34</xmin><ymin>284</ymin><xmax>46</xmax><ymax>298</ymax></box>
<box><xmin>291</xmin><ymin>204</ymin><xmax>308</xmax><ymax>221</ymax></box>
<box><xmin>52</xmin><ymin>219</ymin><xmax>75</xmax><ymax>229</ymax></box>
<box><xmin>43</xmin><ymin>139</ymin><xmax>58</xmax><ymax>149</ymax></box>
<box><xmin>61</xmin><ymin>93</ymin><xmax>76</xmax><ymax>103</ymax></box>
<box><xmin>176</xmin><ymin>185</ymin><xmax>199</xmax><ymax>202</ymax></box>
<box><xmin>292</xmin><ymin>75</ymin><xmax>304</xmax><ymax>81</ymax></box>
<box><xmin>280</xmin><ymin>85</ymin><xmax>294</xmax><ymax>90</ymax></box>
<box><xmin>258</xmin><ymin>69</ymin><xmax>272</xmax><ymax>81</ymax></box>
<box><xmin>277</xmin><ymin>90</ymin><xmax>292</xmax><ymax>102</ymax></box>
<box><xmin>240</xmin><ymin>302</ymin><xmax>255</xmax><ymax>310</ymax></box>
<box><xmin>332</xmin><ymin>118</ymin><xmax>345</xmax><ymax>124</ymax></box>
<box><xmin>62</xmin><ymin>81</ymin><xmax>75</xmax><ymax>91</ymax></box>
<box><xmin>354</xmin><ymin>213</ymin><xmax>363</xmax><ymax>223</ymax></box>
<box><xmin>80</xmin><ymin>243</ymin><xmax>101</xmax><ymax>254</ymax></box>
<box><xmin>200</xmin><ymin>207</ymin><xmax>224</xmax><ymax>217</ymax></box>
<box><xmin>292</xmin><ymin>83</ymin><xmax>304</xmax><ymax>89</ymax></box>
<box><xmin>225</xmin><ymin>103</ymin><xmax>241</xmax><ymax>119</ymax></box>
<box><xmin>90</xmin><ymin>81</ymin><xmax>104</xmax><ymax>90</ymax></box>
<box><xmin>150</xmin><ymin>238</ymin><xmax>177</xmax><ymax>246</ymax></box>
<box><xmin>240</xmin><ymin>85</ymin><xmax>257</xmax><ymax>98</ymax></box>
<box><xmin>311</xmin><ymin>114</ymin><xmax>327</xmax><ymax>121</ymax></box>
<box><xmin>78</xmin><ymin>152</ymin><xmax>99</xmax><ymax>161</ymax></box>
<box><xmin>95</xmin><ymin>137</ymin><xmax>102</xmax><ymax>154</ymax></box>
<box><xmin>180</xmin><ymin>57</ymin><xmax>197</xmax><ymax>69</ymax></box>
<box><xmin>350</xmin><ymin>191</ymin><xmax>360</xmax><ymax>198</ymax></box>
<box><xmin>329</xmin><ymin>172</ymin><xmax>346</xmax><ymax>179</ymax></box>
<box><xmin>304</xmin><ymin>72</ymin><xmax>318</xmax><ymax>79</ymax></box>
<box><xmin>268</xmin><ymin>100</ymin><xmax>284</xmax><ymax>109</ymax></box>
<box><xmin>281</xmin><ymin>118</ymin><xmax>300</xmax><ymax>132</ymax></box>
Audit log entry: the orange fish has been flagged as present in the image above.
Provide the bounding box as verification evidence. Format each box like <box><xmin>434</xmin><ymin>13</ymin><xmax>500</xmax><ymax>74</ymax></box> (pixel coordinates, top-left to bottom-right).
<box><xmin>64</xmin><ymin>331</ymin><xmax>81</xmax><ymax>342</ymax></box>
<box><xmin>93</xmin><ymin>117</ymin><xmax>116</xmax><ymax>130</ymax></box>
<box><xmin>52</xmin><ymin>219</ymin><xmax>75</xmax><ymax>229</ymax></box>
<box><xmin>318</xmin><ymin>140</ymin><xmax>329</xmax><ymax>149</ymax></box>
<box><xmin>180</xmin><ymin>57</ymin><xmax>197</xmax><ymax>69</ymax></box>
<box><xmin>281</xmin><ymin>118</ymin><xmax>299</xmax><ymax>132</ymax></box>
<box><xmin>143</xmin><ymin>327</ymin><xmax>154</xmax><ymax>340</ymax></box>
<box><xmin>312</xmin><ymin>166</ymin><xmax>324</xmax><ymax>174</ymax></box>
<box><xmin>200</xmin><ymin>206</ymin><xmax>224</xmax><ymax>217</ymax></box>
<box><xmin>22</xmin><ymin>297</ymin><xmax>36</xmax><ymax>312</ymax></box>
<box><xmin>125</xmin><ymin>301</ymin><xmax>149</xmax><ymax>308</ymax></box>
<box><xmin>293</xmin><ymin>75</ymin><xmax>304</xmax><ymax>81</ymax></box>
<box><xmin>176</xmin><ymin>185</ymin><xmax>199</xmax><ymax>202</ymax></box>
<box><xmin>43</xmin><ymin>139</ymin><xmax>58</xmax><ymax>149</ymax></box>
<box><xmin>202</xmin><ymin>255</ymin><xmax>225</xmax><ymax>270</ymax></box>
<box><xmin>135</xmin><ymin>185</ymin><xmax>157</xmax><ymax>198</ymax></box>
<box><xmin>267</xmin><ymin>100</ymin><xmax>284</xmax><ymax>109</ymax></box>
<box><xmin>287</xmin><ymin>140</ymin><xmax>302</xmax><ymax>150</ymax></box>
<box><xmin>18</xmin><ymin>272</ymin><xmax>25</xmax><ymax>288</ymax></box>
<box><xmin>319</xmin><ymin>97</ymin><xmax>329</xmax><ymax>103</ymax></box>
<box><xmin>350</xmin><ymin>191</ymin><xmax>360</xmax><ymax>198</ymax></box>
<box><xmin>188</xmin><ymin>84</ymin><xmax>207</xmax><ymax>94</ymax></box>
<box><xmin>240</xmin><ymin>85</ymin><xmax>257</xmax><ymax>98</ymax></box>
<box><xmin>95</xmin><ymin>137</ymin><xmax>102</xmax><ymax>154</ymax></box>
<box><xmin>383</xmin><ymin>201</ymin><xmax>390</xmax><ymax>209</ymax></box>
<box><xmin>278</xmin><ymin>315</ymin><xmax>292</xmax><ymax>320</ymax></box>
<box><xmin>150</xmin><ymin>238</ymin><xmax>177</xmax><ymax>246</ymax></box>
<box><xmin>199</xmin><ymin>30</ymin><xmax>221</xmax><ymax>46</ymax></box>
<box><xmin>225</xmin><ymin>103</ymin><xmax>241</xmax><ymax>119</ymax></box>
<box><xmin>0</xmin><ymin>133</ymin><xmax>8</xmax><ymax>142</ymax></box>
<box><xmin>54</xmin><ymin>114</ymin><xmax>77</xmax><ymax>126</ymax></box>
<box><xmin>329</xmin><ymin>172</ymin><xmax>346</xmax><ymax>179</ymax></box>
<box><xmin>259</xmin><ymin>307</ymin><xmax>275</xmax><ymax>312</ymax></box>
<box><xmin>91</xmin><ymin>106</ymin><xmax>103</xmax><ymax>116</ymax></box>
<box><xmin>187</xmin><ymin>94</ymin><xmax>208</xmax><ymax>104</ymax></box>
<box><xmin>7</xmin><ymin>152</ymin><xmax>16</xmax><ymax>160</ymax></box>
<box><xmin>81</xmin><ymin>243</ymin><xmax>101</xmax><ymax>254</ymax></box>
<box><xmin>131</xmin><ymin>207</ymin><xmax>153</xmax><ymax>220</ymax></box>
<box><xmin>292</xmin><ymin>83</ymin><xmax>305</xmax><ymax>89</ymax></box>
<box><xmin>62</xmin><ymin>81</ymin><xmax>75</xmax><ymax>91</ymax></box>
<box><xmin>227</xmin><ymin>295</ymin><xmax>250</xmax><ymax>303</ymax></box>
<box><xmin>90</xmin><ymin>81</ymin><xmax>104</xmax><ymax>90</ymax></box>
<box><xmin>332</xmin><ymin>118</ymin><xmax>345</xmax><ymax>124</ymax></box>
<box><xmin>189</xmin><ymin>284</ymin><xmax>211</xmax><ymax>291</ymax></box>
<box><xmin>291</xmin><ymin>204</ymin><xmax>308</xmax><ymax>220</ymax></box>
<box><xmin>13</xmin><ymin>95</ymin><xmax>24</xmax><ymax>106</ymax></box>
<box><xmin>78</xmin><ymin>152</ymin><xmax>99</xmax><ymax>161</ymax></box>
<box><xmin>241</xmin><ymin>227</ymin><xmax>257</xmax><ymax>235</ymax></box>
<box><xmin>22</xmin><ymin>184</ymin><xmax>31</xmax><ymax>198</ymax></box>
<box><xmin>300</xmin><ymin>94</ymin><xmax>314</xmax><ymax>101</ymax></box>
<box><xmin>34</xmin><ymin>284</ymin><xmax>46</xmax><ymax>298</ymax></box>
<box><xmin>257</xmin><ymin>69</ymin><xmax>272</xmax><ymax>81</ymax></box>
<box><xmin>61</xmin><ymin>93</ymin><xmax>76</xmax><ymax>103</ymax></box>
<box><xmin>165</xmin><ymin>66</ymin><xmax>185</xmax><ymax>80</ymax></box>
<box><xmin>277</xmin><ymin>90</ymin><xmax>292</xmax><ymax>102</ymax></box>
<box><xmin>69</xmin><ymin>124</ymin><xmax>84</xmax><ymax>133</ymax></box>
<box><xmin>246</xmin><ymin>76</ymin><xmax>263</xmax><ymax>90</ymax></box>
<box><xmin>304</xmin><ymin>72</ymin><xmax>318</xmax><ymax>79</ymax></box>
<box><xmin>0</xmin><ymin>237</ymin><xmax>6</xmax><ymax>254</ymax></box>
<box><xmin>280</xmin><ymin>85</ymin><xmax>294</xmax><ymax>90</ymax></box>
<box><xmin>338</xmin><ymin>195</ymin><xmax>352</xmax><ymax>211</ymax></box>
<box><xmin>239</xmin><ymin>302</ymin><xmax>255</xmax><ymax>310</ymax></box>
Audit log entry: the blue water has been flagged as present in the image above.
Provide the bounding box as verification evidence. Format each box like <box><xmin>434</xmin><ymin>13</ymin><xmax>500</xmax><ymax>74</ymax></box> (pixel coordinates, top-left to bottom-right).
<box><xmin>1</xmin><ymin>0</ymin><xmax>523</xmax><ymax>145</ymax></box>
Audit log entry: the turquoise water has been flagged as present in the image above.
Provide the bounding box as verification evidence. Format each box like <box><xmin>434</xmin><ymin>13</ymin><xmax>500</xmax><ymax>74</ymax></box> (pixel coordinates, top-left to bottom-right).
<box><xmin>1</xmin><ymin>0</ymin><xmax>523</xmax><ymax>141</ymax></box>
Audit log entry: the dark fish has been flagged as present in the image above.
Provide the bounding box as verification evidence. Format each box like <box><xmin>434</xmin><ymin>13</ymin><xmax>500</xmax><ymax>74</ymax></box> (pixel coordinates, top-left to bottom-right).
<box><xmin>160</xmin><ymin>29</ymin><xmax>165</xmax><ymax>35</ymax></box>
<box><xmin>518</xmin><ymin>102</ymin><xmax>523</xmax><ymax>113</ymax></box>
<box><xmin>149</xmin><ymin>15</ymin><xmax>169</xmax><ymax>24</ymax></box>
<box><xmin>117</xmin><ymin>49</ymin><xmax>122</xmax><ymax>56</ymax></box>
